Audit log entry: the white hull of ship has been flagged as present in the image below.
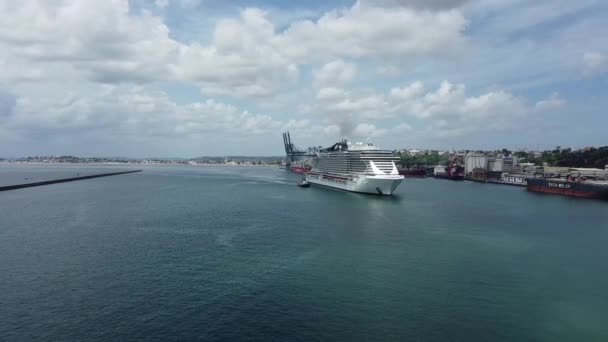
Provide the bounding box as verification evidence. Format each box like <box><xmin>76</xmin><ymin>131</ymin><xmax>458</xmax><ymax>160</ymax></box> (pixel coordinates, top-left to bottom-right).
<box><xmin>306</xmin><ymin>173</ymin><xmax>404</xmax><ymax>195</ymax></box>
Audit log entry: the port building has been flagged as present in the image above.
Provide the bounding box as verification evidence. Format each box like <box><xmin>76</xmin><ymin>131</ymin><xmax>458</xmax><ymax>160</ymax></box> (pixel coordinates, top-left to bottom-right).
<box><xmin>464</xmin><ymin>153</ymin><xmax>487</xmax><ymax>175</ymax></box>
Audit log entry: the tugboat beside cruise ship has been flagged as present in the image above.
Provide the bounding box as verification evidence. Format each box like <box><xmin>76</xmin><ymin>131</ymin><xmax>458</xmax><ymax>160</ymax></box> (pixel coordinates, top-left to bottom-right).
<box><xmin>306</xmin><ymin>140</ymin><xmax>404</xmax><ymax>195</ymax></box>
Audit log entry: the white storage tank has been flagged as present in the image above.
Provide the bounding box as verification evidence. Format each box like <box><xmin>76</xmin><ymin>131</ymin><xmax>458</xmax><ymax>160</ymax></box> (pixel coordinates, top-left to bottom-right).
<box><xmin>465</xmin><ymin>153</ymin><xmax>487</xmax><ymax>175</ymax></box>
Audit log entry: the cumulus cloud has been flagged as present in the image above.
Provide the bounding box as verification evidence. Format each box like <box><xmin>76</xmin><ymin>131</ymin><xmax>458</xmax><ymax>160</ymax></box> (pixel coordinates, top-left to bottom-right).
<box><xmin>155</xmin><ymin>0</ymin><xmax>201</xmax><ymax>9</ymax></box>
<box><xmin>535</xmin><ymin>93</ymin><xmax>566</xmax><ymax>111</ymax></box>
<box><xmin>5</xmin><ymin>86</ymin><xmax>284</xmax><ymax>138</ymax></box>
<box><xmin>174</xmin><ymin>8</ymin><xmax>300</xmax><ymax>97</ymax></box>
<box><xmin>1</xmin><ymin>2</ymin><xmax>298</xmax><ymax>97</ymax></box>
<box><xmin>313</xmin><ymin>60</ymin><xmax>357</xmax><ymax>87</ymax></box>
<box><xmin>0</xmin><ymin>0</ymin><xmax>469</xmax><ymax>98</ymax></box>
<box><xmin>392</xmin><ymin>122</ymin><xmax>413</xmax><ymax>133</ymax></box>
<box><xmin>0</xmin><ymin>0</ymin><xmax>179</xmax><ymax>83</ymax></box>
<box><xmin>155</xmin><ymin>0</ymin><xmax>169</xmax><ymax>9</ymax></box>
<box><xmin>353</xmin><ymin>123</ymin><xmax>387</xmax><ymax>138</ymax></box>
<box><xmin>390</xmin><ymin>81</ymin><xmax>425</xmax><ymax>100</ymax></box>
<box><xmin>317</xmin><ymin>87</ymin><xmax>347</xmax><ymax>100</ymax></box>
<box><xmin>304</xmin><ymin>80</ymin><xmax>532</xmax><ymax>141</ymax></box>
<box><xmin>327</xmin><ymin>94</ymin><xmax>389</xmax><ymax>117</ymax></box>
<box><xmin>0</xmin><ymin>0</ymin><xmax>603</xmax><ymax>155</ymax></box>
<box><xmin>176</xmin><ymin>3</ymin><xmax>467</xmax><ymax>95</ymax></box>
<box><xmin>390</xmin><ymin>81</ymin><xmax>527</xmax><ymax>125</ymax></box>
<box><xmin>582</xmin><ymin>51</ymin><xmax>607</xmax><ymax>77</ymax></box>
<box><xmin>361</xmin><ymin>0</ymin><xmax>472</xmax><ymax>10</ymax></box>
<box><xmin>277</xmin><ymin>3</ymin><xmax>468</xmax><ymax>62</ymax></box>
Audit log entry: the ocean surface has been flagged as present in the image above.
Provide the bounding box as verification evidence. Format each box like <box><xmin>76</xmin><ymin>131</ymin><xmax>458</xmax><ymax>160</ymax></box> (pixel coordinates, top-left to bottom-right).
<box><xmin>1</xmin><ymin>164</ymin><xmax>608</xmax><ymax>341</ymax></box>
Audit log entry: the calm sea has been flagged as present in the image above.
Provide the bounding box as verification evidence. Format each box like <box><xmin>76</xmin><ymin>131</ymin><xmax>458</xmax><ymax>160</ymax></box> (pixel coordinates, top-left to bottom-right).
<box><xmin>1</xmin><ymin>164</ymin><xmax>607</xmax><ymax>341</ymax></box>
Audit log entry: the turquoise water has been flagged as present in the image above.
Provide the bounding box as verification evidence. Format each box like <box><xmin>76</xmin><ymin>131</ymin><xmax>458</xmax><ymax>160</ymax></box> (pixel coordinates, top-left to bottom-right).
<box><xmin>1</xmin><ymin>164</ymin><xmax>607</xmax><ymax>341</ymax></box>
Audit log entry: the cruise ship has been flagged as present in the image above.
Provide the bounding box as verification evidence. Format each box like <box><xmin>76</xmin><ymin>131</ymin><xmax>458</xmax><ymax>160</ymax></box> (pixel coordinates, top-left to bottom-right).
<box><xmin>306</xmin><ymin>140</ymin><xmax>404</xmax><ymax>195</ymax></box>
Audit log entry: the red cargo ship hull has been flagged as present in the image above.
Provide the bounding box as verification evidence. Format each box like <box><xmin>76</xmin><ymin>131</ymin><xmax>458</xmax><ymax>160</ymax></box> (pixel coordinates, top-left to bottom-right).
<box><xmin>398</xmin><ymin>168</ymin><xmax>426</xmax><ymax>177</ymax></box>
<box><xmin>527</xmin><ymin>178</ymin><xmax>608</xmax><ymax>199</ymax></box>
<box><xmin>290</xmin><ymin>166</ymin><xmax>310</xmax><ymax>174</ymax></box>
<box><xmin>527</xmin><ymin>184</ymin><xmax>598</xmax><ymax>198</ymax></box>
<box><xmin>435</xmin><ymin>174</ymin><xmax>464</xmax><ymax>181</ymax></box>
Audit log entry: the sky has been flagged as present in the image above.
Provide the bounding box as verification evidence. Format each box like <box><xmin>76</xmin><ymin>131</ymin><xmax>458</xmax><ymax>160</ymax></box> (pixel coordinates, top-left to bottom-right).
<box><xmin>0</xmin><ymin>0</ymin><xmax>607</xmax><ymax>157</ymax></box>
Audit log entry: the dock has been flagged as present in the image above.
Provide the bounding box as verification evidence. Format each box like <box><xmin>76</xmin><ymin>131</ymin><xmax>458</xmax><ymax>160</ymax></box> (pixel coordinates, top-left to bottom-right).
<box><xmin>0</xmin><ymin>170</ymin><xmax>142</xmax><ymax>192</ymax></box>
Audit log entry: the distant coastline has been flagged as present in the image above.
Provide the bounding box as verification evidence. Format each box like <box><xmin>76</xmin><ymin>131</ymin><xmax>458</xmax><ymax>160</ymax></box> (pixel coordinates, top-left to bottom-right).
<box><xmin>0</xmin><ymin>157</ymin><xmax>284</xmax><ymax>167</ymax></box>
<box><xmin>1</xmin><ymin>162</ymin><xmax>281</xmax><ymax>167</ymax></box>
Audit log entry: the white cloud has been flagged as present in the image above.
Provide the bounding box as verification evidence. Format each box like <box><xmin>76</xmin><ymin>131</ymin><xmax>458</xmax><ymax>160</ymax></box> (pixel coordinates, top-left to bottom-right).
<box><xmin>392</xmin><ymin>122</ymin><xmax>413</xmax><ymax>134</ymax></box>
<box><xmin>375</xmin><ymin>65</ymin><xmax>401</xmax><ymax>75</ymax></box>
<box><xmin>175</xmin><ymin>2</ymin><xmax>468</xmax><ymax>96</ymax></box>
<box><xmin>0</xmin><ymin>2</ymin><xmax>296</xmax><ymax>97</ymax></box>
<box><xmin>317</xmin><ymin>87</ymin><xmax>347</xmax><ymax>100</ymax></box>
<box><xmin>313</xmin><ymin>60</ymin><xmax>357</xmax><ymax>87</ymax></box>
<box><xmin>535</xmin><ymin>93</ymin><xmax>566</xmax><ymax>111</ymax></box>
<box><xmin>174</xmin><ymin>8</ymin><xmax>300</xmax><ymax>97</ymax></box>
<box><xmin>390</xmin><ymin>81</ymin><xmax>425</xmax><ymax>100</ymax></box>
<box><xmin>322</xmin><ymin>125</ymin><xmax>341</xmax><ymax>137</ymax></box>
<box><xmin>154</xmin><ymin>0</ymin><xmax>201</xmax><ymax>9</ymax></box>
<box><xmin>352</xmin><ymin>123</ymin><xmax>387</xmax><ymax>138</ymax></box>
<box><xmin>361</xmin><ymin>0</ymin><xmax>472</xmax><ymax>10</ymax></box>
<box><xmin>0</xmin><ymin>0</ymin><xmax>179</xmax><ymax>83</ymax></box>
<box><xmin>0</xmin><ymin>0</ymin><xmax>469</xmax><ymax>99</ymax></box>
<box><xmin>278</xmin><ymin>2</ymin><xmax>468</xmax><ymax>62</ymax></box>
<box><xmin>6</xmin><ymin>86</ymin><xmax>284</xmax><ymax>138</ymax></box>
<box><xmin>0</xmin><ymin>0</ymin><xmax>605</xmax><ymax>155</ymax></box>
<box><xmin>389</xmin><ymin>81</ymin><xmax>528</xmax><ymax>125</ymax></box>
<box><xmin>391</xmin><ymin>81</ymin><xmax>466</xmax><ymax>119</ymax></box>
<box><xmin>326</xmin><ymin>93</ymin><xmax>390</xmax><ymax>118</ymax></box>
<box><xmin>178</xmin><ymin>0</ymin><xmax>202</xmax><ymax>8</ymax></box>
<box><xmin>283</xmin><ymin>119</ymin><xmax>311</xmax><ymax>130</ymax></box>
<box><xmin>175</xmin><ymin>42</ymin><xmax>299</xmax><ymax>97</ymax></box>
<box><xmin>304</xmin><ymin>80</ymin><xmax>532</xmax><ymax>141</ymax></box>
<box><xmin>582</xmin><ymin>51</ymin><xmax>607</xmax><ymax>77</ymax></box>
<box><xmin>155</xmin><ymin>0</ymin><xmax>169</xmax><ymax>9</ymax></box>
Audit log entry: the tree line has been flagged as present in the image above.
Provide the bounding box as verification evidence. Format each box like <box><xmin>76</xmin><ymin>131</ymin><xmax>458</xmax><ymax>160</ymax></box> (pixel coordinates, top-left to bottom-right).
<box><xmin>398</xmin><ymin>151</ymin><xmax>450</xmax><ymax>167</ymax></box>
<box><xmin>398</xmin><ymin>146</ymin><xmax>608</xmax><ymax>169</ymax></box>
<box><xmin>516</xmin><ymin>146</ymin><xmax>608</xmax><ymax>168</ymax></box>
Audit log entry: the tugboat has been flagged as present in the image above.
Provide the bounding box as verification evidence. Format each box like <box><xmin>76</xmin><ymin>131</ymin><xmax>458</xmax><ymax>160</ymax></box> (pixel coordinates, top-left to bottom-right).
<box><xmin>297</xmin><ymin>177</ymin><xmax>310</xmax><ymax>188</ymax></box>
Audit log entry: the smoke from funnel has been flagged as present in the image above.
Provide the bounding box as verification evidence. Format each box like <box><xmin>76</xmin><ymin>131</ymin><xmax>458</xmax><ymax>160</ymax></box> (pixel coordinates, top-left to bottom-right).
<box><xmin>337</xmin><ymin>114</ymin><xmax>355</xmax><ymax>139</ymax></box>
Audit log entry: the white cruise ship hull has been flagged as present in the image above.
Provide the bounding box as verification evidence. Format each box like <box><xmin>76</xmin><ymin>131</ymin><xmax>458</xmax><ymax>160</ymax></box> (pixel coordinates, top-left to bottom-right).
<box><xmin>306</xmin><ymin>173</ymin><xmax>404</xmax><ymax>195</ymax></box>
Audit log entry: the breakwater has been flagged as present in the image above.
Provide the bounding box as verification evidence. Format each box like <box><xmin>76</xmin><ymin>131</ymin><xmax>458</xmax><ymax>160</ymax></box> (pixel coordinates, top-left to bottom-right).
<box><xmin>0</xmin><ymin>170</ymin><xmax>141</xmax><ymax>192</ymax></box>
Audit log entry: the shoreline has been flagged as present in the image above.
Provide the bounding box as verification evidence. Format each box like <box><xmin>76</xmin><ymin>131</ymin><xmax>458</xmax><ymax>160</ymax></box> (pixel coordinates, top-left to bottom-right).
<box><xmin>0</xmin><ymin>161</ymin><xmax>283</xmax><ymax>167</ymax></box>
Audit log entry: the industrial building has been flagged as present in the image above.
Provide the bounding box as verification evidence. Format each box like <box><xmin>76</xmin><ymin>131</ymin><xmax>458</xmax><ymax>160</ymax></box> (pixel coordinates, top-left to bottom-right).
<box><xmin>487</xmin><ymin>156</ymin><xmax>519</xmax><ymax>172</ymax></box>
<box><xmin>465</xmin><ymin>153</ymin><xmax>521</xmax><ymax>175</ymax></box>
<box><xmin>464</xmin><ymin>153</ymin><xmax>487</xmax><ymax>175</ymax></box>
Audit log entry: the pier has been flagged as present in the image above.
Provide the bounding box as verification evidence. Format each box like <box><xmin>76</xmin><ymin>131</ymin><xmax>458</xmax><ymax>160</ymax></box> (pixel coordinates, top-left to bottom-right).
<box><xmin>0</xmin><ymin>170</ymin><xmax>142</xmax><ymax>192</ymax></box>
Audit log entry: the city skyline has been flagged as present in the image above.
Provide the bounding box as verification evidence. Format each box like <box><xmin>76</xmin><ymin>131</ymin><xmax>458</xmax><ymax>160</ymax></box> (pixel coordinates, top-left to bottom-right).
<box><xmin>2</xmin><ymin>144</ymin><xmax>605</xmax><ymax>160</ymax></box>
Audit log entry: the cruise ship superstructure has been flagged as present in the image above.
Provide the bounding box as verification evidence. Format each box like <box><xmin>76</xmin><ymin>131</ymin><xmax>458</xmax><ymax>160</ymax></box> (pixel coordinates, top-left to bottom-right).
<box><xmin>306</xmin><ymin>141</ymin><xmax>404</xmax><ymax>195</ymax></box>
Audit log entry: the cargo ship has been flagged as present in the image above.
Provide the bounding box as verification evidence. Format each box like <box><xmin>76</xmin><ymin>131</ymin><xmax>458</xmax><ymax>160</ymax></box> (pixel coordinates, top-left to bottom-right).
<box><xmin>527</xmin><ymin>178</ymin><xmax>608</xmax><ymax>199</ymax></box>
<box><xmin>434</xmin><ymin>162</ymin><xmax>464</xmax><ymax>181</ymax></box>
<box><xmin>306</xmin><ymin>140</ymin><xmax>404</xmax><ymax>195</ymax></box>
<box><xmin>282</xmin><ymin>131</ymin><xmax>315</xmax><ymax>174</ymax></box>
<box><xmin>289</xmin><ymin>160</ymin><xmax>311</xmax><ymax>174</ymax></box>
<box><xmin>397</xmin><ymin>167</ymin><xmax>426</xmax><ymax>177</ymax></box>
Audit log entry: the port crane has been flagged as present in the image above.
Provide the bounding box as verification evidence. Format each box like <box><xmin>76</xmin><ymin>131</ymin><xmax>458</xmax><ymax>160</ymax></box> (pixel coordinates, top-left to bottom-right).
<box><xmin>282</xmin><ymin>132</ymin><xmax>308</xmax><ymax>167</ymax></box>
